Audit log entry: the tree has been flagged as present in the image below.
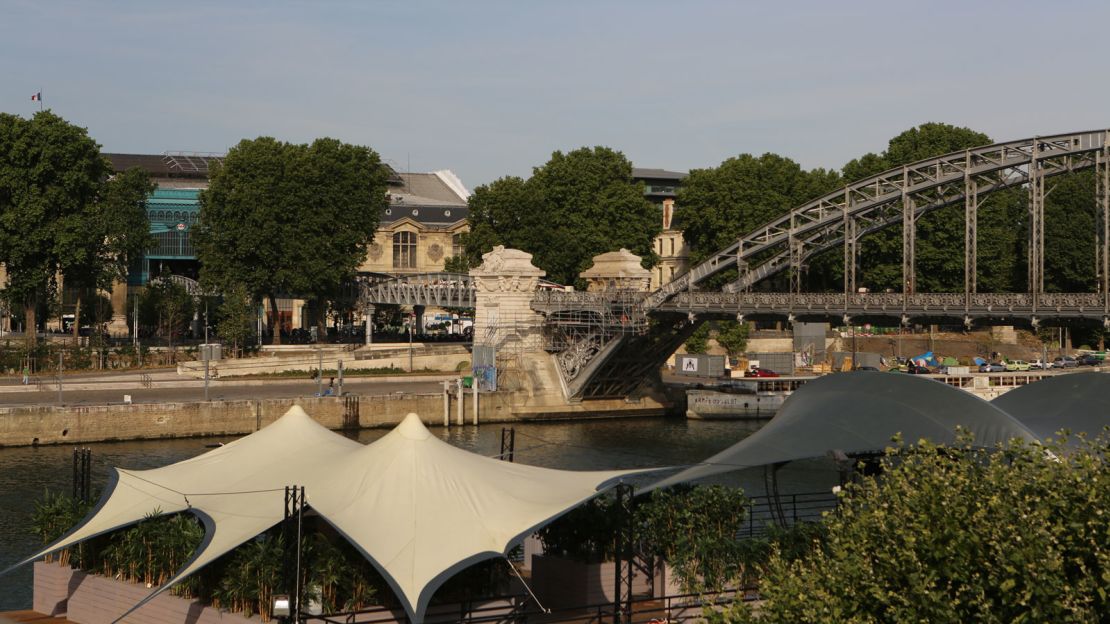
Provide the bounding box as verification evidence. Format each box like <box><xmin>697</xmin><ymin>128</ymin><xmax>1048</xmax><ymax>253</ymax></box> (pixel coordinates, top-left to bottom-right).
<box><xmin>728</xmin><ymin>433</ymin><xmax>1110</xmax><ymax>623</ymax></box>
<box><xmin>0</xmin><ymin>111</ymin><xmax>116</xmax><ymax>345</ymax></box>
<box><xmin>714</xmin><ymin>321</ymin><xmax>750</xmax><ymax>359</ymax></box>
<box><xmin>195</xmin><ymin>137</ymin><xmax>389</xmax><ymax>343</ymax></box>
<box><xmin>462</xmin><ymin>147</ymin><xmax>660</xmax><ymax>287</ymax></box>
<box><xmin>216</xmin><ymin>283</ymin><xmax>256</xmax><ymax>357</ymax></box>
<box><xmin>676</xmin><ymin>153</ymin><xmax>841</xmax><ymax>268</ymax></box>
<box><xmin>684</xmin><ymin>322</ymin><xmax>710</xmax><ymax>354</ymax></box>
<box><xmin>56</xmin><ymin>166</ymin><xmax>155</xmax><ymax>337</ymax></box>
<box><xmin>141</xmin><ymin>280</ymin><xmax>194</xmax><ymax>349</ymax></box>
<box><xmin>841</xmin><ymin>123</ymin><xmax>992</xmax><ymax>292</ymax></box>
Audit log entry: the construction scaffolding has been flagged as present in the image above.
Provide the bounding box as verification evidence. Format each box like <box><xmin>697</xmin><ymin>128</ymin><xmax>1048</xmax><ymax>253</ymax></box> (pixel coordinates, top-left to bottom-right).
<box><xmin>537</xmin><ymin>290</ymin><xmax>650</xmax><ymax>354</ymax></box>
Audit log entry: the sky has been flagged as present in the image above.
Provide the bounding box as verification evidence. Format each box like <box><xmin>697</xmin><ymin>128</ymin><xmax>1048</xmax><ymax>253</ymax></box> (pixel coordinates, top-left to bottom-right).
<box><xmin>3</xmin><ymin>1</ymin><xmax>1109</xmax><ymax>190</ymax></box>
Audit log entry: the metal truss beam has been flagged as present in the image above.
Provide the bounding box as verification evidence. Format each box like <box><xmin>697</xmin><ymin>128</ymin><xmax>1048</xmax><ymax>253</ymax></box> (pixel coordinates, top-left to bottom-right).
<box><xmin>964</xmin><ymin>159</ymin><xmax>978</xmax><ymax>305</ymax></box>
<box><xmin>641</xmin><ymin>129</ymin><xmax>1109</xmax><ymax>309</ymax></box>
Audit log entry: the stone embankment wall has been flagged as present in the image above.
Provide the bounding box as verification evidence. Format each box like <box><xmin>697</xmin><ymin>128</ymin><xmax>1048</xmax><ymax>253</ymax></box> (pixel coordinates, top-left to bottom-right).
<box><xmin>0</xmin><ymin>390</ymin><xmax>665</xmax><ymax>448</ymax></box>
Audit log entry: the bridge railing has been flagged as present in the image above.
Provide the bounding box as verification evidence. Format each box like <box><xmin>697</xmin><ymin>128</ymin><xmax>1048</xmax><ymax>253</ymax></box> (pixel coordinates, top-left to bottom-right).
<box><xmin>660</xmin><ymin>291</ymin><xmax>1107</xmax><ymax>319</ymax></box>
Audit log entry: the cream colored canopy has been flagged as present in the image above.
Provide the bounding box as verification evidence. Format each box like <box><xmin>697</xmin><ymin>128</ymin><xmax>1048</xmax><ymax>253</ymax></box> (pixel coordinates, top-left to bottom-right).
<box><xmin>5</xmin><ymin>408</ymin><xmax>650</xmax><ymax>623</ymax></box>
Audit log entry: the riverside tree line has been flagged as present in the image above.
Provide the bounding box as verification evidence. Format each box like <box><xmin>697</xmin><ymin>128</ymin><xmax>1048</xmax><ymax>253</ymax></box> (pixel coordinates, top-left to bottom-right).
<box><xmin>2</xmin><ymin>114</ymin><xmax>1106</xmax><ymax>349</ymax></box>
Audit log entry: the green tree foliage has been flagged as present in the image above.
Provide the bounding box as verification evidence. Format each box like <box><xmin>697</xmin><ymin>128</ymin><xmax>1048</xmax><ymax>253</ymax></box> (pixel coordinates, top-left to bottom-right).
<box><xmin>216</xmin><ymin>283</ymin><xmax>256</xmax><ymax>356</ymax></box>
<box><xmin>57</xmin><ymin>167</ymin><xmax>155</xmax><ymax>337</ymax></box>
<box><xmin>683</xmin><ymin>322</ymin><xmax>710</xmax><ymax>354</ymax></box>
<box><xmin>841</xmin><ymin>123</ymin><xmax>993</xmax><ymax>292</ymax></box>
<box><xmin>140</xmin><ymin>280</ymin><xmax>194</xmax><ymax>348</ymax></box>
<box><xmin>0</xmin><ymin>111</ymin><xmax>150</xmax><ymax>344</ymax></box>
<box><xmin>728</xmin><ymin>434</ymin><xmax>1110</xmax><ymax>623</ymax></box>
<box><xmin>636</xmin><ymin>485</ymin><xmax>750</xmax><ymax>592</ymax></box>
<box><xmin>714</xmin><ymin>321</ymin><xmax>750</xmax><ymax>358</ymax></box>
<box><xmin>196</xmin><ymin>137</ymin><xmax>389</xmax><ymax>343</ymax></box>
<box><xmin>675</xmin><ymin>154</ymin><xmax>841</xmax><ymax>268</ymax></box>
<box><xmin>462</xmin><ymin>147</ymin><xmax>660</xmax><ymax>286</ymax></box>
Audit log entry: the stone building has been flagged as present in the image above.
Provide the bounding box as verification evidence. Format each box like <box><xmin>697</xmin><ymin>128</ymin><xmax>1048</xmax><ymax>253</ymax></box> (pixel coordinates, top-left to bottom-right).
<box><xmin>632</xmin><ymin>168</ymin><xmax>689</xmax><ymax>289</ymax></box>
<box><xmin>357</xmin><ymin>171</ymin><xmax>470</xmax><ymax>275</ymax></box>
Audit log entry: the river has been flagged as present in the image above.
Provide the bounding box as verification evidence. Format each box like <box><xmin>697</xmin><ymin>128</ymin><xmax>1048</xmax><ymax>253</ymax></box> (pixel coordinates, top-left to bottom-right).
<box><xmin>0</xmin><ymin>416</ymin><xmax>836</xmax><ymax>610</ymax></box>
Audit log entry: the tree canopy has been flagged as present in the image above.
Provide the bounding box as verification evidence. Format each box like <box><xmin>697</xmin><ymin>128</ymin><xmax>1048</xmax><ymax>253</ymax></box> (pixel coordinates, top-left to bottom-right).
<box><xmin>460</xmin><ymin>147</ymin><xmax>660</xmax><ymax>286</ymax></box>
<box><xmin>0</xmin><ymin>111</ymin><xmax>152</xmax><ymax>342</ymax></box>
<box><xmin>729</xmin><ymin>433</ymin><xmax>1110</xmax><ymax>623</ymax></box>
<box><xmin>675</xmin><ymin>153</ymin><xmax>841</xmax><ymax>266</ymax></box>
<box><xmin>195</xmin><ymin>136</ymin><xmax>389</xmax><ymax>343</ymax></box>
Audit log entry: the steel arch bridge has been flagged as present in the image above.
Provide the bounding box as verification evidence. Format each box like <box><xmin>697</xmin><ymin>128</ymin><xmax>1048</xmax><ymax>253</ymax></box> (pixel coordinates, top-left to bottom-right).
<box><xmin>360</xmin><ymin>129</ymin><xmax>1110</xmax><ymax>400</ymax></box>
<box><xmin>549</xmin><ymin>128</ymin><xmax>1110</xmax><ymax>399</ymax></box>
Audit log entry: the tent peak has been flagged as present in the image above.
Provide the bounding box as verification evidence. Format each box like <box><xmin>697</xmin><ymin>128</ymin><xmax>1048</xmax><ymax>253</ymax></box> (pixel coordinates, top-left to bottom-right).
<box><xmin>397</xmin><ymin>413</ymin><xmax>432</xmax><ymax>440</ymax></box>
<box><xmin>282</xmin><ymin>405</ymin><xmax>311</xmax><ymax>421</ymax></box>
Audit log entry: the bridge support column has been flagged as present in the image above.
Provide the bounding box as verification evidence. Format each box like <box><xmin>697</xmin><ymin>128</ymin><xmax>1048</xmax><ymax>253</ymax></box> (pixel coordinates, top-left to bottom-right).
<box><xmin>414</xmin><ymin>305</ymin><xmax>425</xmax><ymax>334</ymax></box>
<box><xmin>470</xmin><ymin>246</ymin><xmax>547</xmax><ymax>353</ymax></box>
<box><xmin>1097</xmin><ymin>144</ymin><xmax>1110</xmax><ymax>312</ymax></box>
<box><xmin>789</xmin><ymin>236</ymin><xmax>804</xmax><ymax>296</ymax></box>
<box><xmin>964</xmin><ymin>170</ymin><xmax>978</xmax><ymax>309</ymax></box>
<box><xmin>901</xmin><ymin>179</ymin><xmax>916</xmax><ymax>298</ymax></box>
<box><xmin>1028</xmin><ymin>153</ymin><xmax>1045</xmax><ymax>309</ymax></box>
<box><xmin>364</xmin><ymin>304</ymin><xmax>374</xmax><ymax>346</ymax></box>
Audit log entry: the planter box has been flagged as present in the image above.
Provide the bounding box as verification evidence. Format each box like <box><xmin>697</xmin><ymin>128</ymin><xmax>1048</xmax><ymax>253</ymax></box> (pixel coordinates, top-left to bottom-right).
<box><xmin>34</xmin><ymin>561</ymin><xmax>259</xmax><ymax>624</ymax></box>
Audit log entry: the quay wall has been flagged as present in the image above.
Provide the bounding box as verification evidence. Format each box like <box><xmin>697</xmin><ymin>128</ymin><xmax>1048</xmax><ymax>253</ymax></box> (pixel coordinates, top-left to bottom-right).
<box><xmin>0</xmin><ymin>391</ymin><xmax>666</xmax><ymax>448</ymax></box>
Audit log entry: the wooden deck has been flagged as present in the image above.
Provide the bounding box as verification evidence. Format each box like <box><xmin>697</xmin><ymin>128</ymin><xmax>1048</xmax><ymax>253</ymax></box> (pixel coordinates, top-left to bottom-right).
<box><xmin>0</xmin><ymin>611</ymin><xmax>69</xmax><ymax>624</ymax></box>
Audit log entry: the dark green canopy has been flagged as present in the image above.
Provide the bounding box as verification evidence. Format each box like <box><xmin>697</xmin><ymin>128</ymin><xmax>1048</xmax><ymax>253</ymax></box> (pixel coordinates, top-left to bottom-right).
<box><xmin>992</xmin><ymin>372</ymin><xmax>1110</xmax><ymax>443</ymax></box>
<box><xmin>650</xmin><ymin>371</ymin><xmax>1038</xmax><ymax>490</ymax></box>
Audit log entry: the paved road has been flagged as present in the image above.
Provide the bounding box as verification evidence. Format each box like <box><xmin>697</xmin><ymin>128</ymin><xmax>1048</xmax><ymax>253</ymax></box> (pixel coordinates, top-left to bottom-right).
<box><xmin>0</xmin><ymin>376</ymin><xmax>447</xmax><ymax>407</ymax></box>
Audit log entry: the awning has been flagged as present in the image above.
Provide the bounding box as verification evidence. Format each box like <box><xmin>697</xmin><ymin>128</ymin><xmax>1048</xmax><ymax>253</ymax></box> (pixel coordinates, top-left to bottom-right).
<box><xmin>3</xmin><ymin>408</ymin><xmax>653</xmax><ymax>623</ymax></box>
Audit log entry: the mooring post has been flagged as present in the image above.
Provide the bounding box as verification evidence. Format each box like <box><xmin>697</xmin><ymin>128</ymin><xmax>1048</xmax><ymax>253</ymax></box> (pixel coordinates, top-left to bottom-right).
<box><xmin>471</xmin><ymin>380</ymin><xmax>478</xmax><ymax>426</ymax></box>
<box><xmin>456</xmin><ymin>378</ymin><xmax>464</xmax><ymax>426</ymax></box>
<box><xmin>442</xmin><ymin>380</ymin><xmax>450</xmax><ymax>427</ymax></box>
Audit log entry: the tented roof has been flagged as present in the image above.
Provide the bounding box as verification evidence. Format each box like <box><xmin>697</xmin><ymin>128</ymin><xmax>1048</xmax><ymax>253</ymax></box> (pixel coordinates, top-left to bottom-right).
<box><xmin>4</xmin><ymin>409</ymin><xmax>650</xmax><ymax>622</ymax></box>
<box><xmin>991</xmin><ymin>371</ymin><xmax>1110</xmax><ymax>443</ymax></box>
<box><xmin>650</xmin><ymin>372</ymin><xmax>1038</xmax><ymax>490</ymax></box>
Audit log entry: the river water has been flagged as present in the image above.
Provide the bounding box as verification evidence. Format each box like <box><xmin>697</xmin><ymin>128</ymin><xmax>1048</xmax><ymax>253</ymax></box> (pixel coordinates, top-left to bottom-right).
<box><xmin>0</xmin><ymin>416</ymin><xmax>836</xmax><ymax>610</ymax></box>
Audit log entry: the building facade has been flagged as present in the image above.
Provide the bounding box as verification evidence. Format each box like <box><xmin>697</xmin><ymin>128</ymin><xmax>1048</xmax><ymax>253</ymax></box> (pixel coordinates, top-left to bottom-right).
<box><xmin>632</xmin><ymin>168</ymin><xmax>689</xmax><ymax>289</ymax></box>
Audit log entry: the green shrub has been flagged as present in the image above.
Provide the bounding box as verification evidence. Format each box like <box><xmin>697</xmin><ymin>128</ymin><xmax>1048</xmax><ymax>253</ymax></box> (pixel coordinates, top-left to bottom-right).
<box><xmin>726</xmin><ymin>433</ymin><xmax>1110</xmax><ymax>623</ymax></box>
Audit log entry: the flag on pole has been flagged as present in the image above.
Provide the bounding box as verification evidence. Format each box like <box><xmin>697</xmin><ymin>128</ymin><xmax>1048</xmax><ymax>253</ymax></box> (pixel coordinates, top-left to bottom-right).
<box><xmin>31</xmin><ymin>92</ymin><xmax>41</xmax><ymax>101</ymax></box>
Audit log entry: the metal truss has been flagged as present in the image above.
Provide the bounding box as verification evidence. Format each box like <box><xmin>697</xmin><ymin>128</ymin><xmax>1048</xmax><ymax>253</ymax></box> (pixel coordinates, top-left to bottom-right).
<box><xmin>359</xmin><ymin>272</ymin><xmax>475</xmax><ymax>308</ymax></box>
<box><xmin>643</xmin><ymin>129</ymin><xmax>1110</xmax><ymax>310</ymax></box>
<box><xmin>660</xmin><ymin>292</ymin><xmax>1109</xmax><ymax>322</ymax></box>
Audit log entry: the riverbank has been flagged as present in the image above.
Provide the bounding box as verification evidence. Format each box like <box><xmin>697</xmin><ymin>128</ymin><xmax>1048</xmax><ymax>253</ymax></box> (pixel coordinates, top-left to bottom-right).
<box><xmin>0</xmin><ymin>391</ymin><xmax>668</xmax><ymax>448</ymax></box>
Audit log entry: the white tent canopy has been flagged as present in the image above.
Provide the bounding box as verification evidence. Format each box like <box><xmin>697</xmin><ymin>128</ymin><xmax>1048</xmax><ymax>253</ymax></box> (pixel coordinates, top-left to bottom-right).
<box><xmin>649</xmin><ymin>372</ymin><xmax>1039</xmax><ymax>491</ymax></box>
<box><xmin>4</xmin><ymin>408</ymin><xmax>652</xmax><ymax>622</ymax></box>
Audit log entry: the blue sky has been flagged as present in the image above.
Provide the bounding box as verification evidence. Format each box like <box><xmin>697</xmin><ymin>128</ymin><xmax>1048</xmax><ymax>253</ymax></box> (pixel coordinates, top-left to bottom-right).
<box><xmin>3</xmin><ymin>1</ymin><xmax>1108</xmax><ymax>189</ymax></box>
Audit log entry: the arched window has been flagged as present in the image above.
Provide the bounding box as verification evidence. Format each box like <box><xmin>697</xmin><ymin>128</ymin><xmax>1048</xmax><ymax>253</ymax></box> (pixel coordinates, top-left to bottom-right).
<box><xmin>393</xmin><ymin>231</ymin><xmax>417</xmax><ymax>269</ymax></box>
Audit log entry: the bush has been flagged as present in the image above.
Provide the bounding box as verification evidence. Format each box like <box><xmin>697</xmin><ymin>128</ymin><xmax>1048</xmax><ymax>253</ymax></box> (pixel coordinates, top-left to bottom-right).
<box><xmin>725</xmin><ymin>432</ymin><xmax>1110</xmax><ymax>623</ymax></box>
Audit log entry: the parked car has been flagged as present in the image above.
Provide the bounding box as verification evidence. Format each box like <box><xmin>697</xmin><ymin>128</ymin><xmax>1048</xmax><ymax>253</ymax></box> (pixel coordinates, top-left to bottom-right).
<box><xmin>1053</xmin><ymin>356</ymin><xmax>1078</xmax><ymax>368</ymax></box>
<box><xmin>748</xmin><ymin>367</ymin><xmax>780</xmax><ymax>378</ymax></box>
<box><xmin>1005</xmin><ymin>360</ymin><xmax>1031</xmax><ymax>372</ymax></box>
<box><xmin>1077</xmin><ymin>354</ymin><xmax>1103</xmax><ymax>366</ymax></box>
<box><xmin>979</xmin><ymin>362</ymin><xmax>1006</xmax><ymax>373</ymax></box>
<box><xmin>1029</xmin><ymin>359</ymin><xmax>1048</xmax><ymax>370</ymax></box>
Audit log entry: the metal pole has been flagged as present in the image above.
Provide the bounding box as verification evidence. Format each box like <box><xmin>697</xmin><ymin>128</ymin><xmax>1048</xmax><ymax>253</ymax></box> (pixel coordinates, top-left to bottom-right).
<box><xmin>456</xmin><ymin>378</ymin><xmax>463</xmax><ymax>426</ymax></box>
<box><xmin>964</xmin><ymin>156</ymin><xmax>978</xmax><ymax>309</ymax></box>
<box><xmin>203</xmin><ymin>345</ymin><xmax>210</xmax><ymax>401</ymax></box>
<box><xmin>57</xmin><ymin>351</ymin><xmax>63</xmax><ymax>404</ymax></box>
<box><xmin>472</xmin><ymin>379</ymin><xmax>478</xmax><ymax>426</ymax></box>
<box><xmin>408</xmin><ymin>318</ymin><xmax>414</xmax><ymax>372</ymax></box>
<box><xmin>442</xmin><ymin>380</ymin><xmax>450</xmax><ymax>427</ymax></box>
<box><xmin>294</xmin><ymin>486</ymin><xmax>304</xmax><ymax>623</ymax></box>
<box><xmin>317</xmin><ymin>346</ymin><xmax>323</xmax><ymax>396</ymax></box>
<box><xmin>133</xmin><ymin>294</ymin><xmax>139</xmax><ymax>352</ymax></box>
<box><xmin>365</xmin><ymin>304</ymin><xmax>374</xmax><ymax>347</ymax></box>
<box><xmin>902</xmin><ymin>166</ymin><xmax>916</xmax><ymax>298</ymax></box>
<box><xmin>337</xmin><ymin>359</ymin><xmax>344</xmax><ymax>397</ymax></box>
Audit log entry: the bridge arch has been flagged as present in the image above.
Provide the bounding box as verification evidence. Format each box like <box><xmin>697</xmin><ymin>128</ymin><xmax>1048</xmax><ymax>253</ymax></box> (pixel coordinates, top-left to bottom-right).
<box><xmin>646</xmin><ymin>129</ymin><xmax>1110</xmax><ymax>309</ymax></box>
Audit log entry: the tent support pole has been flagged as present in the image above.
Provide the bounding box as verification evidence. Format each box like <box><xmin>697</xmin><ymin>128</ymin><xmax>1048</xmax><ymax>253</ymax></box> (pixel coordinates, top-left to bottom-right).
<box><xmin>612</xmin><ymin>484</ymin><xmax>634</xmax><ymax>624</ymax></box>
